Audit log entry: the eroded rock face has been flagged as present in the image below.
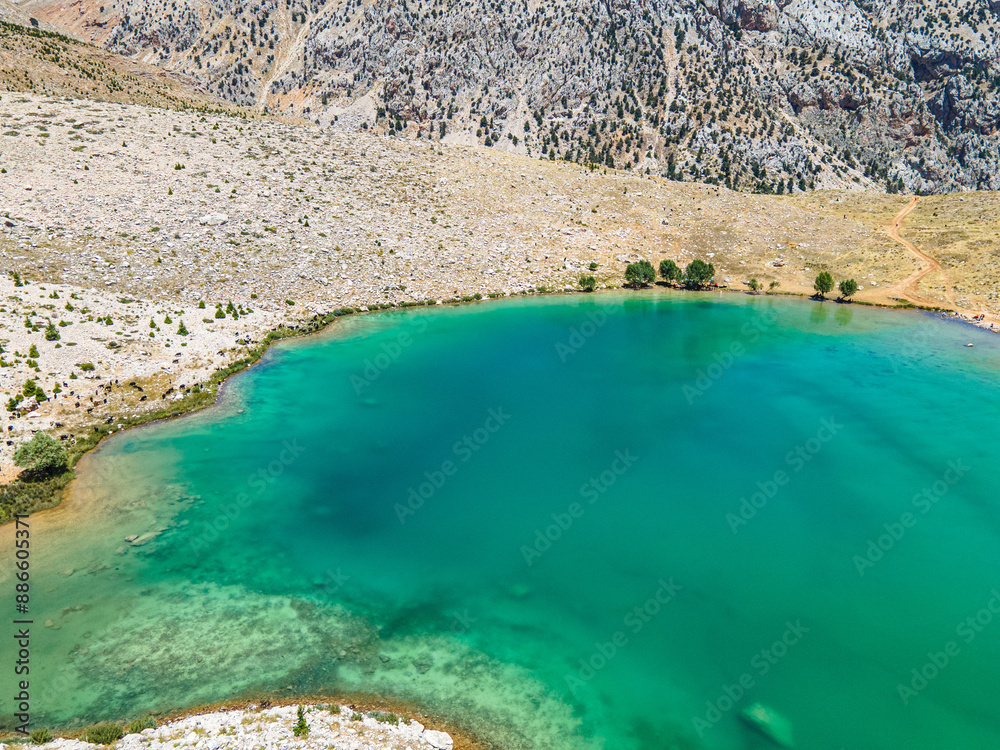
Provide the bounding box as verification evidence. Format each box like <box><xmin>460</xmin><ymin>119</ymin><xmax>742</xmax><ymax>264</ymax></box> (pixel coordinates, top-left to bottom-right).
<box><xmin>738</xmin><ymin>0</ymin><xmax>779</xmax><ymax>31</ymax></box>
<box><xmin>24</xmin><ymin>0</ymin><xmax>1000</xmax><ymax>193</ymax></box>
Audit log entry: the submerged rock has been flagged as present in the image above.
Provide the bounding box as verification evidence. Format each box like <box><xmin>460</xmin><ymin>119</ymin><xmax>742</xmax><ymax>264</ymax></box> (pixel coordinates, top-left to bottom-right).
<box><xmin>741</xmin><ymin>702</ymin><xmax>794</xmax><ymax>747</ymax></box>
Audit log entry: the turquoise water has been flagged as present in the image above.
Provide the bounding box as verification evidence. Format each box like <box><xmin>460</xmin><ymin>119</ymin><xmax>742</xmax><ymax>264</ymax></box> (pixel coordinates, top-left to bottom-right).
<box><xmin>6</xmin><ymin>292</ymin><xmax>1000</xmax><ymax>749</ymax></box>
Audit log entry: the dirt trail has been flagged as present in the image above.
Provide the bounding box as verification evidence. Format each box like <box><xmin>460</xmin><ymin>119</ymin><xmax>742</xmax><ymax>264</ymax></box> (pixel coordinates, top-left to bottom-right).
<box><xmin>886</xmin><ymin>197</ymin><xmax>956</xmax><ymax>308</ymax></box>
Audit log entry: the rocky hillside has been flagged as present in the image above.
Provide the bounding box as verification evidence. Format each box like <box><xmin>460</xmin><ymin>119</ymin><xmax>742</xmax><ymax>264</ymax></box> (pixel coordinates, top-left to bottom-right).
<box><xmin>13</xmin><ymin>0</ymin><xmax>1000</xmax><ymax>194</ymax></box>
<box><xmin>0</xmin><ymin>0</ymin><xmax>236</xmax><ymax>111</ymax></box>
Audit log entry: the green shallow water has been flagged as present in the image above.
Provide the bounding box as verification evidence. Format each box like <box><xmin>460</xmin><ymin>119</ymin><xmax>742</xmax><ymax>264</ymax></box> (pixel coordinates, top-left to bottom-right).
<box><xmin>6</xmin><ymin>291</ymin><xmax>1000</xmax><ymax>749</ymax></box>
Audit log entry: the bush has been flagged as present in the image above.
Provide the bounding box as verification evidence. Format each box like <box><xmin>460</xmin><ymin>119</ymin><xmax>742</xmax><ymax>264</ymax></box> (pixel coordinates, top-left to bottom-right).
<box><xmin>44</xmin><ymin>323</ymin><xmax>60</xmax><ymax>341</ymax></box>
<box><xmin>370</xmin><ymin>711</ymin><xmax>399</xmax><ymax>725</ymax></box>
<box><xmin>125</xmin><ymin>716</ymin><xmax>157</xmax><ymax>735</ymax></box>
<box><xmin>624</xmin><ymin>260</ymin><xmax>655</xmax><ymax>288</ymax></box>
<box><xmin>839</xmin><ymin>278</ymin><xmax>858</xmax><ymax>299</ymax></box>
<box><xmin>293</xmin><ymin>706</ymin><xmax>309</xmax><ymax>737</ymax></box>
<box><xmin>814</xmin><ymin>271</ymin><xmax>834</xmax><ymax>297</ymax></box>
<box><xmin>659</xmin><ymin>259</ymin><xmax>681</xmax><ymax>283</ymax></box>
<box><xmin>14</xmin><ymin>433</ymin><xmax>68</xmax><ymax>477</ymax></box>
<box><xmin>578</xmin><ymin>275</ymin><xmax>596</xmax><ymax>292</ymax></box>
<box><xmin>83</xmin><ymin>723</ymin><xmax>124</xmax><ymax>745</ymax></box>
<box><xmin>177</xmin><ymin>321</ymin><xmax>189</xmax><ymax>336</ymax></box>
<box><xmin>683</xmin><ymin>259</ymin><xmax>715</xmax><ymax>288</ymax></box>
<box><xmin>78</xmin><ymin>362</ymin><xmax>95</xmax><ymax>371</ymax></box>
<box><xmin>30</xmin><ymin>728</ymin><xmax>53</xmax><ymax>744</ymax></box>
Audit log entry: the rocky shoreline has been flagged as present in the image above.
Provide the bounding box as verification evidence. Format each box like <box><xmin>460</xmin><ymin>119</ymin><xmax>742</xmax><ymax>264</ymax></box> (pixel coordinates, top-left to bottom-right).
<box><xmin>1</xmin><ymin>704</ymin><xmax>457</xmax><ymax>750</ymax></box>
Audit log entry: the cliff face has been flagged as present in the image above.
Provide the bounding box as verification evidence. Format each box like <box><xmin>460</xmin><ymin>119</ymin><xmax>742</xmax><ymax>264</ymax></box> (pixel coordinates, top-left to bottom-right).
<box><xmin>20</xmin><ymin>0</ymin><xmax>1000</xmax><ymax>193</ymax></box>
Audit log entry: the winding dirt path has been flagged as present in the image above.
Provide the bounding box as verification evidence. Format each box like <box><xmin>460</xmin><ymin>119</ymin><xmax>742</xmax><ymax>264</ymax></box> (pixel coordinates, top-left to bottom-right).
<box><xmin>886</xmin><ymin>197</ymin><xmax>956</xmax><ymax>308</ymax></box>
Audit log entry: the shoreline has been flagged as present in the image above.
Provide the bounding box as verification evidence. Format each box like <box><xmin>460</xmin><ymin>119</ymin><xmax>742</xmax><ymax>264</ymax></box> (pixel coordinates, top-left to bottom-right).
<box><xmin>3</xmin><ymin>283</ymin><xmax>994</xmax><ymax>526</ymax></box>
<box><xmin>1</xmin><ymin>697</ymin><xmax>487</xmax><ymax>750</ymax></box>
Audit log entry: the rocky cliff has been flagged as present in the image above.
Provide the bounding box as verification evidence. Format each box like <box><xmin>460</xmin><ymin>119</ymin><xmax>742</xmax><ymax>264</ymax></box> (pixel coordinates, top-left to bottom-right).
<box><xmin>15</xmin><ymin>0</ymin><xmax>1000</xmax><ymax>193</ymax></box>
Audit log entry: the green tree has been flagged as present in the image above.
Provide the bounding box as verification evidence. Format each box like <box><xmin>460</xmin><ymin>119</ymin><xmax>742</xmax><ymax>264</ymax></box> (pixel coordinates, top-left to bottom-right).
<box><xmin>14</xmin><ymin>432</ymin><xmax>68</xmax><ymax>477</ymax></box>
<box><xmin>624</xmin><ymin>260</ymin><xmax>656</xmax><ymax>288</ymax></box>
<box><xmin>44</xmin><ymin>322</ymin><xmax>60</xmax><ymax>341</ymax></box>
<box><xmin>683</xmin><ymin>259</ymin><xmax>715</xmax><ymax>288</ymax></box>
<box><xmin>578</xmin><ymin>275</ymin><xmax>596</xmax><ymax>292</ymax></box>
<box><xmin>768</xmin><ymin>280</ymin><xmax>780</xmax><ymax>294</ymax></box>
<box><xmin>177</xmin><ymin>321</ymin><xmax>189</xmax><ymax>336</ymax></box>
<box><xmin>28</xmin><ymin>344</ymin><xmax>39</xmax><ymax>358</ymax></box>
<box><xmin>839</xmin><ymin>278</ymin><xmax>858</xmax><ymax>299</ymax></box>
<box><xmin>293</xmin><ymin>706</ymin><xmax>309</xmax><ymax>737</ymax></box>
<box><xmin>659</xmin><ymin>259</ymin><xmax>681</xmax><ymax>283</ymax></box>
<box><xmin>814</xmin><ymin>271</ymin><xmax>834</xmax><ymax>298</ymax></box>
<box><xmin>748</xmin><ymin>278</ymin><xmax>761</xmax><ymax>294</ymax></box>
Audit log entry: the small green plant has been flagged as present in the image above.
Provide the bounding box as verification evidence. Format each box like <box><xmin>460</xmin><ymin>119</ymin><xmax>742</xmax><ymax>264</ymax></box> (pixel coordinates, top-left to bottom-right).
<box><xmin>29</xmin><ymin>344</ymin><xmax>39</xmax><ymax>357</ymax></box>
<box><xmin>30</xmin><ymin>728</ymin><xmax>53</xmax><ymax>744</ymax></box>
<box><xmin>78</xmin><ymin>362</ymin><xmax>95</xmax><ymax>371</ymax></box>
<box><xmin>589</xmin><ymin>262</ymin><xmax>599</xmax><ymax>271</ymax></box>
<box><xmin>370</xmin><ymin>711</ymin><xmax>399</xmax><ymax>725</ymax></box>
<box><xmin>293</xmin><ymin>706</ymin><xmax>309</xmax><ymax>737</ymax></box>
<box><xmin>125</xmin><ymin>716</ymin><xmax>157</xmax><ymax>734</ymax></box>
<box><xmin>177</xmin><ymin>321</ymin><xmax>189</xmax><ymax>336</ymax></box>
<box><xmin>198</xmin><ymin>300</ymin><xmax>206</xmax><ymax>309</ymax></box>
<box><xmin>351</xmin><ymin>712</ymin><xmax>364</xmax><ymax>722</ymax></box>
<box><xmin>83</xmin><ymin>723</ymin><xmax>124</xmax><ymax>745</ymax></box>
<box><xmin>44</xmin><ymin>322</ymin><xmax>60</xmax><ymax>341</ymax></box>
<box><xmin>579</xmin><ymin>275</ymin><xmax>596</xmax><ymax>292</ymax></box>
<box><xmin>285</xmin><ymin>299</ymin><xmax>295</xmax><ymax>306</ymax></box>
<box><xmin>214</xmin><ymin>307</ymin><xmax>225</xmax><ymax>319</ymax></box>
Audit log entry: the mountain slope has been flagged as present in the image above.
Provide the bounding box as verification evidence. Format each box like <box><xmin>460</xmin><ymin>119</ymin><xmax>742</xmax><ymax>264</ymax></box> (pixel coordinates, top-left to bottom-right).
<box><xmin>17</xmin><ymin>0</ymin><xmax>1000</xmax><ymax>194</ymax></box>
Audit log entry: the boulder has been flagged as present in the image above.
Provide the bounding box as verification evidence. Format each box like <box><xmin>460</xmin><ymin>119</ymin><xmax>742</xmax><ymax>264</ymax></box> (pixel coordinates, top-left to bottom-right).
<box><xmin>422</xmin><ymin>729</ymin><xmax>453</xmax><ymax>749</ymax></box>
<box><xmin>199</xmin><ymin>213</ymin><xmax>228</xmax><ymax>226</ymax></box>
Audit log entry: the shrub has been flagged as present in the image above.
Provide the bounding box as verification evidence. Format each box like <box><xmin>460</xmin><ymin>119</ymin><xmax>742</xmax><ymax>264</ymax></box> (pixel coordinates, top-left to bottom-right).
<box><xmin>177</xmin><ymin>321</ymin><xmax>189</xmax><ymax>336</ymax></box>
<box><xmin>198</xmin><ymin>300</ymin><xmax>206</xmax><ymax>309</ymax></box>
<box><xmin>29</xmin><ymin>344</ymin><xmax>39</xmax><ymax>357</ymax></box>
<box><xmin>579</xmin><ymin>275</ymin><xmax>596</xmax><ymax>292</ymax></box>
<box><xmin>659</xmin><ymin>259</ymin><xmax>681</xmax><ymax>283</ymax></box>
<box><xmin>370</xmin><ymin>711</ymin><xmax>398</xmax><ymax>725</ymax></box>
<box><xmin>78</xmin><ymin>362</ymin><xmax>95</xmax><ymax>371</ymax></box>
<box><xmin>83</xmin><ymin>723</ymin><xmax>124</xmax><ymax>745</ymax></box>
<box><xmin>814</xmin><ymin>271</ymin><xmax>834</xmax><ymax>297</ymax></box>
<box><xmin>214</xmin><ymin>308</ymin><xmax>225</xmax><ymax>319</ymax></box>
<box><xmin>125</xmin><ymin>716</ymin><xmax>157</xmax><ymax>735</ymax></box>
<box><xmin>624</xmin><ymin>260</ymin><xmax>655</xmax><ymax>288</ymax></box>
<box><xmin>293</xmin><ymin>706</ymin><xmax>309</xmax><ymax>737</ymax></box>
<box><xmin>30</xmin><ymin>728</ymin><xmax>53</xmax><ymax>744</ymax></box>
<box><xmin>45</xmin><ymin>322</ymin><xmax>60</xmax><ymax>341</ymax></box>
<box><xmin>839</xmin><ymin>278</ymin><xmax>858</xmax><ymax>299</ymax></box>
<box><xmin>15</xmin><ymin>433</ymin><xmax>68</xmax><ymax>477</ymax></box>
<box><xmin>683</xmin><ymin>259</ymin><xmax>715</xmax><ymax>288</ymax></box>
